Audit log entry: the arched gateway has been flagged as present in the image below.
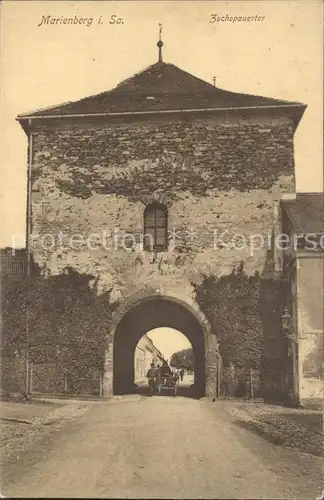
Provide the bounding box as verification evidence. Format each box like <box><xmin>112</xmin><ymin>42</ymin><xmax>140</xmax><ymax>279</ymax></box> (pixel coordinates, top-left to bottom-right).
<box><xmin>102</xmin><ymin>295</ymin><xmax>219</xmax><ymax>399</ymax></box>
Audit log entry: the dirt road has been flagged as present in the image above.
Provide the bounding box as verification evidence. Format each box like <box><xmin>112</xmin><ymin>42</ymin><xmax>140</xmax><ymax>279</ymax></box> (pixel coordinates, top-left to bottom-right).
<box><xmin>2</xmin><ymin>394</ymin><xmax>321</xmax><ymax>499</ymax></box>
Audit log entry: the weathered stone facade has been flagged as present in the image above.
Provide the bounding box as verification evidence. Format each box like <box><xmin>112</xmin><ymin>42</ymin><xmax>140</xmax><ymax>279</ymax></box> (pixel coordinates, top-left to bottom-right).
<box><xmin>18</xmin><ymin>58</ymin><xmax>306</xmax><ymax>398</ymax></box>
<box><xmin>30</xmin><ymin>115</ymin><xmax>295</xmax><ymax>287</ymax></box>
<box><xmin>31</xmin><ymin>116</ymin><xmax>294</xmax><ymax>196</ymax></box>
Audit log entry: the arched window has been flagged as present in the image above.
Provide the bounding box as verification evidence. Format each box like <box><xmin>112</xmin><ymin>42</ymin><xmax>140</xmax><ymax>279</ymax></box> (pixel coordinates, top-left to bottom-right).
<box><xmin>143</xmin><ymin>203</ymin><xmax>168</xmax><ymax>251</ymax></box>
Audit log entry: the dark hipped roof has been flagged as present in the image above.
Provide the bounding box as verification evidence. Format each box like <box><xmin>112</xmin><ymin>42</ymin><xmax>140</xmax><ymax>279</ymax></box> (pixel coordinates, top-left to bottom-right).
<box><xmin>17</xmin><ymin>61</ymin><xmax>306</xmax><ymax>120</ymax></box>
<box><xmin>281</xmin><ymin>193</ymin><xmax>324</xmax><ymax>234</ymax></box>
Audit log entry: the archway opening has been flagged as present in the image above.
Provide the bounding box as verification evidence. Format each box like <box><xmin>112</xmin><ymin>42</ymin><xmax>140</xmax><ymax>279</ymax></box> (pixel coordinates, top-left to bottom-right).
<box><xmin>134</xmin><ymin>327</ymin><xmax>195</xmax><ymax>394</ymax></box>
<box><xmin>113</xmin><ymin>296</ymin><xmax>206</xmax><ymax>397</ymax></box>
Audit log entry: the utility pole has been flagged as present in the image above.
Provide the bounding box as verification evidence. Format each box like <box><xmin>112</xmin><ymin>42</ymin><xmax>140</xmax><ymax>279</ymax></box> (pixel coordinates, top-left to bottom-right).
<box><xmin>25</xmin><ymin>314</ymin><xmax>29</xmax><ymax>396</ymax></box>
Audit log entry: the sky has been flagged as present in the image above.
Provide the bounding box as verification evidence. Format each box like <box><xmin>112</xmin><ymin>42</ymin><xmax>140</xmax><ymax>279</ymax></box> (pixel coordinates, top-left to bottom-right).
<box><xmin>0</xmin><ymin>0</ymin><xmax>323</xmax><ymax>248</ymax></box>
<box><xmin>146</xmin><ymin>328</ymin><xmax>191</xmax><ymax>361</ymax></box>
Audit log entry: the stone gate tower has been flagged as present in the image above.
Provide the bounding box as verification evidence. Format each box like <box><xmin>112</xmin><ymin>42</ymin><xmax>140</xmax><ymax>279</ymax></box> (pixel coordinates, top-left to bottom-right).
<box><xmin>17</xmin><ymin>37</ymin><xmax>306</xmax><ymax>398</ymax></box>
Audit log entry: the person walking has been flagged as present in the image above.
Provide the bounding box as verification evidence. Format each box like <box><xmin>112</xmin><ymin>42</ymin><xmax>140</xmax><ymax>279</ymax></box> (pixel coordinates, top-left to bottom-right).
<box><xmin>146</xmin><ymin>362</ymin><xmax>158</xmax><ymax>395</ymax></box>
<box><xmin>171</xmin><ymin>365</ymin><xmax>179</xmax><ymax>382</ymax></box>
<box><xmin>179</xmin><ymin>367</ymin><xmax>185</xmax><ymax>382</ymax></box>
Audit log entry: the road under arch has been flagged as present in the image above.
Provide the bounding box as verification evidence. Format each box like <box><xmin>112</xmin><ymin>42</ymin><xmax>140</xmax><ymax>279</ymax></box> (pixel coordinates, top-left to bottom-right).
<box><xmin>113</xmin><ymin>297</ymin><xmax>206</xmax><ymax>397</ymax></box>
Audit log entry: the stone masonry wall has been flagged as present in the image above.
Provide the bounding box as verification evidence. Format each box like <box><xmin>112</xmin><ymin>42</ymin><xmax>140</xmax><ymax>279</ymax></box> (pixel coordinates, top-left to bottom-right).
<box><xmin>30</xmin><ymin>114</ymin><xmax>295</xmax><ymax>301</ymax></box>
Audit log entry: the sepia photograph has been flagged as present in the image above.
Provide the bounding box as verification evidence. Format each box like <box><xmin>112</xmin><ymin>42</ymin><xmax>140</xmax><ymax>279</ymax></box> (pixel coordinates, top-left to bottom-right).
<box><xmin>0</xmin><ymin>1</ymin><xmax>323</xmax><ymax>498</ymax></box>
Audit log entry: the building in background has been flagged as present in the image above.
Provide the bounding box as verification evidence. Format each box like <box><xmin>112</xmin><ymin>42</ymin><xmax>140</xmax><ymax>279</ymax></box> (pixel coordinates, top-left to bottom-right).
<box><xmin>134</xmin><ymin>334</ymin><xmax>163</xmax><ymax>381</ymax></box>
<box><xmin>281</xmin><ymin>193</ymin><xmax>324</xmax><ymax>405</ymax></box>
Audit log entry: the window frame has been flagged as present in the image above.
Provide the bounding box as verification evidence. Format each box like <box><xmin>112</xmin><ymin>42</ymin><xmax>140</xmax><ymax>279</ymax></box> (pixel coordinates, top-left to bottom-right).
<box><xmin>143</xmin><ymin>202</ymin><xmax>168</xmax><ymax>252</ymax></box>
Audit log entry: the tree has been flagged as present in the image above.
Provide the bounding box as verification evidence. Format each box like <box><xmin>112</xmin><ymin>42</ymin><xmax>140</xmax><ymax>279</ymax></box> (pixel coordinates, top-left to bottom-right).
<box><xmin>170</xmin><ymin>348</ymin><xmax>194</xmax><ymax>371</ymax></box>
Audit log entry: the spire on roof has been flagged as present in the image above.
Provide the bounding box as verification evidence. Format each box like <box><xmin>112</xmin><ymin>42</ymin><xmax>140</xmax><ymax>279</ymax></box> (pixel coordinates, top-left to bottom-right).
<box><xmin>157</xmin><ymin>23</ymin><xmax>163</xmax><ymax>63</ymax></box>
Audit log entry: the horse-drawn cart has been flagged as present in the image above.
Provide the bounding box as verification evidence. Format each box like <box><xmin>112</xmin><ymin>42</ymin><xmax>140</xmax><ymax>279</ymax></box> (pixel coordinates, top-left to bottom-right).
<box><xmin>157</xmin><ymin>374</ymin><xmax>178</xmax><ymax>396</ymax></box>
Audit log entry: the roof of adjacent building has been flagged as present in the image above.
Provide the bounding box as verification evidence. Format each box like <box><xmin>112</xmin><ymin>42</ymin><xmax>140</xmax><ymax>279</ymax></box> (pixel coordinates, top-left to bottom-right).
<box><xmin>281</xmin><ymin>193</ymin><xmax>324</xmax><ymax>234</ymax></box>
<box><xmin>17</xmin><ymin>60</ymin><xmax>306</xmax><ymax>120</ymax></box>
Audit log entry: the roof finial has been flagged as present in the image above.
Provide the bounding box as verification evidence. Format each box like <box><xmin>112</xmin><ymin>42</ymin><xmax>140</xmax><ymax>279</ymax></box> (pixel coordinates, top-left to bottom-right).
<box><xmin>213</xmin><ymin>76</ymin><xmax>216</xmax><ymax>87</ymax></box>
<box><xmin>157</xmin><ymin>23</ymin><xmax>163</xmax><ymax>63</ymax></box>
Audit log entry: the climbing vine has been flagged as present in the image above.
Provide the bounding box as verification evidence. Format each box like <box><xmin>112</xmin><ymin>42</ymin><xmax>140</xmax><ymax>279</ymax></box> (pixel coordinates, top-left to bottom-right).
<box><xmin>1</xmin><ymin>267</ymin><xmax>116</xmax><ymax>377</ymax></box>
<box><xmin>193</xmin><ymin>262</ymin><xmax>285</xmax><ymax>369</ymax></box>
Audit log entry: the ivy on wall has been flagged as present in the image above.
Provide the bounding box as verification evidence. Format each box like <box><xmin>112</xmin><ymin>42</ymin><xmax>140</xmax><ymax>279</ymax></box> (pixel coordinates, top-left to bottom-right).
<box><xmin>193</xmin><ymin>262</ymin><xmax>285</xmax><ymax>370</ymax></box>
<box><xmin>1</xmin><ymin>267</ymin><xmax>116</xmax><ymax>378</ymax></box>
<box><xmin>1</xmin><ymin>260</ymin><xmax>288</xmax><ymax>399</ymax></box>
